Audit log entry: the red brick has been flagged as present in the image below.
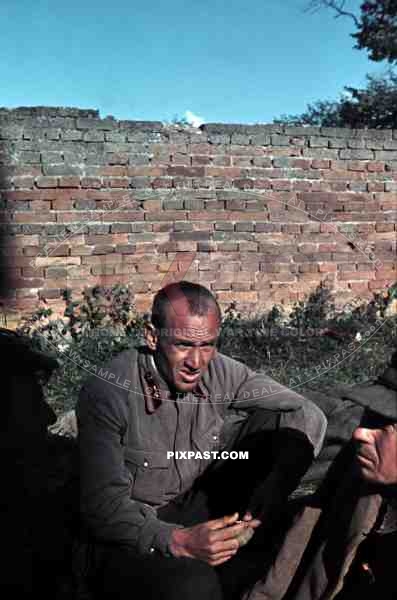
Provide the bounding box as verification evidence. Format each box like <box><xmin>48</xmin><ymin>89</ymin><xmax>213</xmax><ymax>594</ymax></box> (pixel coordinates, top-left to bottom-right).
<box><xmin>14</xmin><ymin>211</ymin><xmax>56</xmax><ymax>223</ymax></box>
<box><xmin>292</xmin><ymin>159</ymin><xmax>311</xmax><ymax>169</ymax></box>
<box><xmin>36</xmin><ymin>177</ymin><xmax>58</xmax><ymax>188</ymax></box>
<box><xmin>103</xmin><ymin>166</ymin><xmax>128</xmax><ymax>177</ymax></box>
<box><xmin>3</xmin><ymin>190</ymin><xmax>37</xmax><ymax>202</ymax></box>
<box><xmin>312</xmin><ymin>160</ymin><xmax>330</xmax><ymax>169</ymax></box>
<box><xmin>375</xmin><ymin>268</ymin><xmax>396</xmax><ymax>280</ymax></box>
<box><xmin>105</xmin><ymin>178</ymin><xmax>129</xmax><ymax>188</ymax></box>
<box><xmin>145</xmin><ymin>211</ymin><xmax>187</xmax><ymax>222</ymax></box>
<box><xmin>52</xmin><ymin>199</ymin><xmax>74</xmax><ymax>210</ymax></box>
<box><xmin>152</xmin><ymin>178</ymin><xmax>173</xmax><ymax>189</ymax></box>
<box><xmin>13</xmin><ymin>176</ymin><xmax>35</xmax><ymax>189</ymax></box>
<box><xmin>58</xmin><ymin>177</ymin><xmax>80</xmax><ymax>188</ymax></box>
<box><xmin>205</xmin><ymin>167</ymin><xmax>241</xmax><ymax>178</ymax></box>
<box><xmin>349</xmin><ymin>282</ymin><xmax>370</xmax><ymax>293</ymax></box>
<box><xmin>11</xmin><ymin>277</ymin><xmax>44</xmax><ymax>288</ymax></box>
<box><xmin>376</xmin><ymin>223</ymin><xmax>395</xmax><ymax>233</ymax></box>
<box><xmin>272</xmin><ymin>180</ymin><xmax>292</xmax><ymax>191</ymax></box>
<box><xmin>56</xmin><ymin>211</ymin><xmax>92</xmax><ymax>223</ymax></box>
<box><xmin>22</xmin><ymin>267</ymin><xmax>45</xmax><ymax>277</ymax></box>
<box><xmin>319</xmin><ymin>262</ymin><xmax>337</xmax><ymax>273</ymax></box>
<box><xmin>102</xmin><ymin>211</ymin><xmax>144</xmax><ymax>222</ymax></box>
<box><xmin>128</xmin><ymin>167</ymin><xmax>165</xmax><ymax>177</ymax></box>
<box><xmin>167</xmin><ymin>166</ymin><xmax>205</xmax><ymax>177</ymax></box>
<box><xmin>23</xmin><ymin>247</ymin><xmax>41</xmax><ymax>256</ymax></box>
<box><xmin>367</xmin><ymin>162</ymin><xmax>385</xmax><ymax>172</ymax></box>
<box><xmin>70</xmin><ymin>246</ymin><xmax>93</xmax><ymax>256</ymax></box>
<box><xmin>82</xmin><ymin>254</ymin><xmax>122</xmax><ymax>265</ymax></box>
<box><xmin>292</xmin><ymin>181</ymin><xmax>312</xmax><ymax>192</ymax></box>
<box><xmin>192</xmin><ymin>156</ymin><xmax>212</xmax><ymax>166</ymax></box>
<box><xmin>81</xmin><ymin>177</ymin><xmax>102</xmax><ymax>188</ymax></box>
<box><xmin>367</xmin><ymin>182</ymin><xmax>385</xmax><ymax>192</ymax></box>
<box><xmin>369</xmin><ymin>280</ymin><xmax>393</xmax><ymax>291</ymax></box>
<box><xmin>215</xmin><ymin>290</ymin><xmax>258</xmax><ymax>303</ymax></box>
<box><xmin>339</xmin><ymin>271</ymin><xmax>376</xmax><ymax>280</ymax></box>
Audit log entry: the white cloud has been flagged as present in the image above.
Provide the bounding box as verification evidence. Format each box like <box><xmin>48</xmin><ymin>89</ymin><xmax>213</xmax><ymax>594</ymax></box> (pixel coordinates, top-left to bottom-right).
<box><xmin>184</xmin><ymin>110</ymin><xmax>205</xmax><ymax>128</ymax></box>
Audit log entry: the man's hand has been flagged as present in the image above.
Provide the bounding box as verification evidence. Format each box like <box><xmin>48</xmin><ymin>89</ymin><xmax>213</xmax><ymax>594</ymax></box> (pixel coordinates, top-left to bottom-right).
<box><xmin>169</xmin><ymin>512</ymin><xmax>261</xmax><ymax>566</ymax></box>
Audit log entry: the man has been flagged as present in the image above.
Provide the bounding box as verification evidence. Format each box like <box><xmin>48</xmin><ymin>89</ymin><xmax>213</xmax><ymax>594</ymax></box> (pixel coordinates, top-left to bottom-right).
<box><xmin>76</xmin><ymin>281</ymin><xmax>327</xmax><ymax>600</ymax></box>
<box><xmin>242</xmin><ymin>348</ymin><xmax>397</xmax><ymax>600</ymax></box>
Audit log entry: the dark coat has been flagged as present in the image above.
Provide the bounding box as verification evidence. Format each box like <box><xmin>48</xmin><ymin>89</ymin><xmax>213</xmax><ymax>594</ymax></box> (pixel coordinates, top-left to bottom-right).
<box><xmin>241</xmin><ymin>365</ymin><xmax>397</xmax><ymax>600</ymax></box>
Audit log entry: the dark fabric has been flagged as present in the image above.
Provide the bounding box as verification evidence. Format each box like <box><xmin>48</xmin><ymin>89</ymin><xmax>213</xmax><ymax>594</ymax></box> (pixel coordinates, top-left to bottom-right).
<box><xmin>302</xmin><ymin>390</ymin><xmax>364</xmax><ymax>487</ymax></box>
<box><xmin>343</xmin><ymin>366</ymin><xmax>397</xmax><ymax>420</ymax></box>
<box><xmin>76</xmin><ymin>345</ymin><xmax>326</xmax><ymax>556</ymax></box>
<box><xmin>303</xmin><ymin>368</ymin><xmax>397</xmax><ymax>488</ymax></box>
<box><xmin>240</xmin><ymin>405</ymin><xmax>396</xmax><ymax>600</ymax></box>
<box><xmin>93</xmin><ymin>414</ymin><xmax>314</xmax><ymax>600</ymax></box>
<box><xmin>334</xmin><ymin>530</ymin><xmax>397</xmax><ymax>600</ymax></box>
<box><xmin>98</xmin><ymin>548</ymin><xmax>222</xmax><ymax>600</ymax></box>
<box><xmin>0</xmin><ymin>433</ymin><xmax>79</xmax><ymax>600</ymax></box>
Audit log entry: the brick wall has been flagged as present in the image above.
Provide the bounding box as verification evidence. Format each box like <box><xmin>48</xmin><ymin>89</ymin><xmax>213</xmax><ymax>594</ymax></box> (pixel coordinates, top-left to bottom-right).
<box><xmin>0</xmin><ymin>106</ymin><xmax>396</xmax><ymax>322</ymax></box>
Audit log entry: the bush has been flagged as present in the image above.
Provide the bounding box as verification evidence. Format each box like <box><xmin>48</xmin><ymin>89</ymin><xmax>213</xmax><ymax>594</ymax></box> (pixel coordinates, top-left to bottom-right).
<box><xmin>218</xmin><ymin>283</ymin><xmax>397</xmax><ymax>392</ymax></box>
<box><xmin>17</xmin><ymin>285</ymin><xmax>145</xmax><ymax>414</ymax></box>
<box><xmin>18</xmin><ymin>282</ymin><xmax>397</xmax><ymax>414</ymax></box>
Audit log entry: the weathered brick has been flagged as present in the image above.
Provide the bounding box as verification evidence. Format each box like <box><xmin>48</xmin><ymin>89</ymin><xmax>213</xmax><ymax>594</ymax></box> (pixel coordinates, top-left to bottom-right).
<box><xmin>62</xmin><ymin>129</ymin><xmax>83</xmax><ymax>141</ymax></box>
<box><xmin>309</xmin><ymin>137</ymin><xmax>328</xmax><ymax>148</ymax></box>
<box><xmin>58</xmin><ymin>176</ymin><xmax>80</xmax><ymax>188</ymax></box>
<box><xmin>340</xmin><ymin>149</ymin><xmax>374</xmax><ymax>160</ymax></box>
<box><xmin>271</xmin><ymin>135</ymin><xmax>290</xmax><ymax>147</ymax></box>
<box><xmin>3</xmin><ymin>112</ymin><xmax>397</xmax><ymax>313</ymax></box>
<box><xmin>35</xmin><ymin>176</ymin><xmax>58</xmax><ymax>188</ymax></box>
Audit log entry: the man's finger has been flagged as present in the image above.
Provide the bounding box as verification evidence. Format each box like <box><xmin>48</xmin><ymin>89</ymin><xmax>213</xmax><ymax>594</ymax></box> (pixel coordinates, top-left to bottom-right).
<box><xmin>210</xmin><ymin>522</ymin><xmax>248</xmax><ymax>541</ymax></box>
<box><xmin>207</xmin><ymin>512</ymin><xmax>239</xmax><ymax>530</ymax></box>
<box><xmin>245</xmin><ymin>518</ymin><xmax>262</xmax><ymax>529</ymax></box>
<box><xmin>210</xmin><ymin>553</ymin><xmax>237</xmax><ymax>566</ymax></box>
<box><xmin>211</xmin><ymin>538</ymin><xmax>240</xmax><ymax>554</ymax></box>
<box><xmin>209</xmin><ymin>549</ymin><xmax>238</xmax><ymax>563</ymax></box>
<box><xmin>242</xmin><ymin>512</ymin><xmax>262</xmax><ymax>527</ymax></box>
<box><xmin>242</xmin><ymin>511</ymin><xmax>253</xmax><ymax>521</ymax></box>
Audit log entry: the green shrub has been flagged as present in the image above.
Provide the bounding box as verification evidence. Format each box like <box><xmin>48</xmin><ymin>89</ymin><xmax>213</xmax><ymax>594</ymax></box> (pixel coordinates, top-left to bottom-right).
<box><xmin>18</xmin><ymin>282</ymin><xmax>397</xmax><ymax>415</ymax></box>
<box><xmin>218</xmin><ymin>283</ymin><xmax>397</xmax><ymax>392</ymax></box>
<box><xmin>17</xmin><ymin>285</ymin><xmax>145</xmax><ymax>414</ymax></box>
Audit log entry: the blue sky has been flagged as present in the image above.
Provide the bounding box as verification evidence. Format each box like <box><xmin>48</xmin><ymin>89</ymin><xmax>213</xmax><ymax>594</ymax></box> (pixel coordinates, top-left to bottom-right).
<box><xmin>1</xmin><ymin>0</ymin><xmax>386</xmax><ymax>124</ymax></box>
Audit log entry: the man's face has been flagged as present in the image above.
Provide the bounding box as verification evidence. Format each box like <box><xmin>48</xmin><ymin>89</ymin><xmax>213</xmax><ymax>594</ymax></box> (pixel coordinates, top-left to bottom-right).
<box><xmin>149</xmin><ymin>306</ymin><xmax>220</xmax><ymax>394</ymax></box>
<box><xmin>352</xmin><ymin>413</ymin><xmax>397</xmax><ymax>485</ymax></box>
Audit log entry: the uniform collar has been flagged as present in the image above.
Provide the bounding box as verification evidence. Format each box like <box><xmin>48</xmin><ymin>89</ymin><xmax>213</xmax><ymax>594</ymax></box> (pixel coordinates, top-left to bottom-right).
<box><xmin>139</xmin><ymin>347</ymin><xmax>209</xmax><ymax>414</ymax></box>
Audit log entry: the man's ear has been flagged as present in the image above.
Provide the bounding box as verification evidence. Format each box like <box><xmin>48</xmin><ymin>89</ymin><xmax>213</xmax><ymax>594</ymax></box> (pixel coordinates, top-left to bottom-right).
<box><xmin>144</xmin><ymin>322</ymin><xmax>158</xmax><ymax>351</ymax></box>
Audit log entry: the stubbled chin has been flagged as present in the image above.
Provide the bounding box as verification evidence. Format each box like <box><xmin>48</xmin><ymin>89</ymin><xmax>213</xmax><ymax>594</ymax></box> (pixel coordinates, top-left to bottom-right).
<box><xmin>174</xmin><ymin>380</ymin><xmax>198</xmax><ymax>393</ymax></box>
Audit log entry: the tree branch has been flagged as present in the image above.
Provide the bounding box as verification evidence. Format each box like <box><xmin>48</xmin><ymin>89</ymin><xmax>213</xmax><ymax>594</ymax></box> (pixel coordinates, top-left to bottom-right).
<box><xmin>305</xmin><ymin>0</ymin><xmax>360</xmax><ymax>27</ymax></box>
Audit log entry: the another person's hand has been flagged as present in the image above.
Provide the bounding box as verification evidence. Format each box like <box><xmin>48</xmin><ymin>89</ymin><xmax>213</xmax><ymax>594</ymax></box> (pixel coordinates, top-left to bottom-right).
<box><xmin>169</xmin><ymin>512</ymin><xmax>261</xmax><ymax>566</ymax></box>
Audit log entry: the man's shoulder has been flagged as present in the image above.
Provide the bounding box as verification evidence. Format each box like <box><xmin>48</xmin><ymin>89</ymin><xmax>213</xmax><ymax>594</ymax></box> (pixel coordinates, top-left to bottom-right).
<box><xmin>205</xmin><ymin>351</ymin><xmax>252</xmax><ymax>386</ymax></box>
<box><xmin>80</xmin><ymin>344</ymin><xmax>141</xmax><ymax>395</ymax></box>
<box><xmin>212</xmin><ymin>351</ymin><xmax>250</xmax><ymax>370</ymax></box>
<box><xmin>104</xmin><ymin>344</ymin><xmax>141</xmax><ymax>372</ymax></box>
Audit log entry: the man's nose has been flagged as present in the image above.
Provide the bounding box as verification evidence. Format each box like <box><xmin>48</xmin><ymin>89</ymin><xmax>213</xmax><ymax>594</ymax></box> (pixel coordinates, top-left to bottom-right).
<box><xmin>185</xmin><ymin>347</ymin><xmax>201</xmax><ymax>370</ymax></box>
<box><xmin>352</xmin><ymin>427</ymin><xmax>372</xmax><ymax>444</ymax></box>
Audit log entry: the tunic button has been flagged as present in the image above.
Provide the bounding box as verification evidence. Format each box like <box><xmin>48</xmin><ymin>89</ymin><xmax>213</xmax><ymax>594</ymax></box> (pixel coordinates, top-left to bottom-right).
<box><xmin>143</xmin><ymin>460</ymin><xmax>149</xmax><ymax>467</ymax></box>
<box><xmin>149</xmin><ymin>547</ymin><xmax>155</xmax><ymax>553</ymax></box>
<box><xmin>212</xmin><ymin>434</ymin><xmax>218</xmax><ymax>441</ymax></box>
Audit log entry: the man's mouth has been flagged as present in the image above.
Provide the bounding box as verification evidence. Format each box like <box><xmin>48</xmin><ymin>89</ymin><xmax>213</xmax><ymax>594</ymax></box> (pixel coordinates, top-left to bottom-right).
<box><xmin>179</xmin><ymin>370</ymin><xmax>201</xmax><ymax>383</ymax></box>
